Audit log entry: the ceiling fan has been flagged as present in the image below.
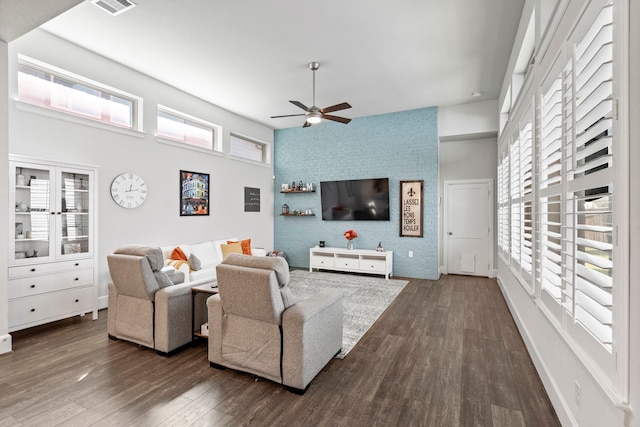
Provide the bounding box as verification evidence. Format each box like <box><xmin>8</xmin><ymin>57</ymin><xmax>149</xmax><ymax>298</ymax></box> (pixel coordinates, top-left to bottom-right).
<box><xmin>271</xmin><ymin>62</ymin><xmax>352</xmax><ymax>128</ymax></box>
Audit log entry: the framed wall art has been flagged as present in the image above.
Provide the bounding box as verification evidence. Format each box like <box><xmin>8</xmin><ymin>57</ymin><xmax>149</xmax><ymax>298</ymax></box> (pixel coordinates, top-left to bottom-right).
<box><xmin>180</xmin><ymin>170</ymin><xmax>210</xmax><ymax>216</ymax></box>
<box><xmin>400</xmin><ymin>180</ymin><xmax>423</xmax><ymax>237</ymax></box>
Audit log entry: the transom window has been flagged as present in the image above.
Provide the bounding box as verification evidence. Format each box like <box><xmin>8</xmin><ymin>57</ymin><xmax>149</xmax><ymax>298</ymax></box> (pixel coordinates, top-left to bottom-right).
<box><xmin>156</xmin><ymin>105</ymin><xmax>221</xmax><ymax>153</ymax></box>
<box><xmin>230</xmin><ymin>133</ymin><xmax>269</xmax><ymax>164</ymax></box>
<box><xmin>17</xmin><ymin>56</ymin><xmax>141</xmax><ymax>131</ymax></box>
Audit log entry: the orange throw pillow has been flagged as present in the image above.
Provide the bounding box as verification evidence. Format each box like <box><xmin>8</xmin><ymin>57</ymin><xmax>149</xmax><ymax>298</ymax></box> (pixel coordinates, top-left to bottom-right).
<box><xmin>171</xmin><ymin>246</ymin><xmax>188</xmax><ymax>261</ymax></box>
<box><xmin>228</xmin><ymin>239</ymin><xmax>252</xmax><ymax>255</ymax></box>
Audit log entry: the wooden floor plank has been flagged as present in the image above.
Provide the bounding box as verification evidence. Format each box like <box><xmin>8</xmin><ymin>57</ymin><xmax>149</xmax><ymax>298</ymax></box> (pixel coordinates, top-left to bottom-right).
<box><xmin>0</xmin><ymin>274</ymin><xmax>559</xmax><ymax>426</ymax></box>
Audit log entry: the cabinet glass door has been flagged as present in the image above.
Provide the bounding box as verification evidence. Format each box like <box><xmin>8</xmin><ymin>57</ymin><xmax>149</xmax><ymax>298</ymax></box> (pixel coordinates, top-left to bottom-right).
<box><xmin>59</xmin><ymin>169</ymin><xmax>92</xmax><ymax>258</ymax></box>
<box><xmin>13</xmin><ymin>164</ymin><xmax>53</xmax><ymax>262</ymax></box>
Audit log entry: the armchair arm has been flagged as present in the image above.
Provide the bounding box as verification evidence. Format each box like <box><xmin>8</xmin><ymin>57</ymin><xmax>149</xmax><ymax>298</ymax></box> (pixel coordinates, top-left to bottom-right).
<box><xmin>281</xmin><ymin>289</ymin><xmax>344</xmax><ymax>390</ymax></box>
<box><xmin>154</xmin><ymin>282</ymin><xmax>193</xmax><ymax>353</ymax></box>
<box><xmin>206</xmin><ymin>294</ymin><xmax>224</xmax><ymax>364</ymax></box>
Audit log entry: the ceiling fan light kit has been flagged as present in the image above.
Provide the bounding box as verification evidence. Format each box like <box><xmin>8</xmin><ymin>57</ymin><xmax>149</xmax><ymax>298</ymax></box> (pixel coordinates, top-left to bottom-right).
<box><xmin>271</xmin><ymin>62</ymin><xmax>352</xmax><ymax>128</ymax></box>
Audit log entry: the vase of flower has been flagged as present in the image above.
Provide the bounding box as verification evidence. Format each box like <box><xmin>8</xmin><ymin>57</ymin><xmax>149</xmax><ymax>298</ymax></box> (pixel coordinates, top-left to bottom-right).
<box><xmin>344</xmin><ymin>229</ymin><xmax>358</xmax><ymax>250</ymax></box>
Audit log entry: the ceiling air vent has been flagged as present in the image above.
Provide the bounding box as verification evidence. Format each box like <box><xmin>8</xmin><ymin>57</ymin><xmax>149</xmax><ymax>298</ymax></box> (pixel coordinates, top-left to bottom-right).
<box><xmin>91</xmin><ymin>0</ymin><xmax>137</xmax><ymax>16</ymax></box>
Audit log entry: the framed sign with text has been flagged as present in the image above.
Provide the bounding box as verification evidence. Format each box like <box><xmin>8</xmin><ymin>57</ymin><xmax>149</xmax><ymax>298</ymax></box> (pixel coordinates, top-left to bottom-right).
<box><xmin>400</xmin><ymin>180</ymin><xmax>423</xmax><ymax>237</ymax></box>
<box><xmin>244</xmin><ymin>187</ymin><xmax>260</xmax><ymax>212</ymax></box>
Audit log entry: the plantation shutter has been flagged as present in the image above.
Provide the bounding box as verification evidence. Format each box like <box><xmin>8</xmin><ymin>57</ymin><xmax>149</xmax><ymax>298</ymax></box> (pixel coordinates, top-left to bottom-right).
<box><xmin>566</xmin><ymin>3</ymin><xmax>614</xmax><ymax>348</ymax></box>
<box><xmin>510</xmin><ymin>136</ymin><xmax>521</xmax><ymax>267</ymax></box>
<box><xmin>538</xmin><ymin>75</ymin><xmax>564</xmax><ymax>302</ymax></box>
<box><xmin>520</xmin><ymin>120</ymin><xmax>534</xmax><ymax>276</ymax></box>
<box><xmin>497</xmin><ymin>154</ymin><xmax>509</xmax><ymax>259</ymax></box>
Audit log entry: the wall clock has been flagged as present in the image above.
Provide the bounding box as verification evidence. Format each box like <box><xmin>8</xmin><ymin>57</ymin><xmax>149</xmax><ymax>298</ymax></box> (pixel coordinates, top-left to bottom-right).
<box><xmin>110</xmin><ymin>173</ymin><xmax>147</xmax><ymax>209</ymax></box>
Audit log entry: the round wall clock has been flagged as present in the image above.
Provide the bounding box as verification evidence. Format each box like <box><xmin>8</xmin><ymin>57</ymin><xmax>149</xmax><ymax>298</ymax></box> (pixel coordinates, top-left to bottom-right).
<box><xmin>110</xmin><ymin>173</ymin><xmax>147</xmax><ymax>209</ymax></box>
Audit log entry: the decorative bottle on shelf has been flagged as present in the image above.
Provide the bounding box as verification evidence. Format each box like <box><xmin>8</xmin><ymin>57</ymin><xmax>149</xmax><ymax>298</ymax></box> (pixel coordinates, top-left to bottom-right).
<box><xmin>16</xmin><ymin>168</ymin><xmax>26</xmax><ymax>186</ymax></box>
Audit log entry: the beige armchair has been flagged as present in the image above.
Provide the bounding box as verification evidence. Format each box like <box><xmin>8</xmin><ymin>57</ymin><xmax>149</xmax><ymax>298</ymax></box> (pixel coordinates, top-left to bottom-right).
<box><xmin>107</xmin><ymin>245</ymin><xmax>203</xmax><ymax>355</ymax></box>
<box><xmin>207</xmin><ymin>254</ymin><xmax>343</xmax><ymax>394</ymax></box>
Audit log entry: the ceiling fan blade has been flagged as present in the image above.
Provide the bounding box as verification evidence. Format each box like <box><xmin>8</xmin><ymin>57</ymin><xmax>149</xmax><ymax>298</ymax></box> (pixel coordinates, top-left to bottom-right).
<box><xmin>303</xmin><ymin>120</ymin><xmax>312</xmax><ymax>128</ymax></box>
<box><xmin>321</xmin><ymin>102</ymin><xmax>352</xmax><ymax>114</ymax></box>
<box><xmin>289</xmin><ymin>100</ymin><xmax>310</xmax><ymax>112</ymax></box>
<box><xmin>270</xmin><ymin>113</ymin><xmax>306</xmax><ymax>118</ymax></box>
<box><xmin>322</xmin><ymin>114</ymin><xmax>351</xmax><ymax>124</ymax></box>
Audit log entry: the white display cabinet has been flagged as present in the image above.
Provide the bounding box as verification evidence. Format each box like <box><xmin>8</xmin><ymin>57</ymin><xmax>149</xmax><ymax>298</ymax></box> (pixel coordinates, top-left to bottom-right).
<box><xmin>8</xmin><ymin>155</ymin><xmax>97</xmax><ymax>332</ymax></box>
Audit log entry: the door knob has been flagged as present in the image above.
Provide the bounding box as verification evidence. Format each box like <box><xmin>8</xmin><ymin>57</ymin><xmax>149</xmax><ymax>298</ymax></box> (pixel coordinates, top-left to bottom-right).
<box><xmin>448</xmin><ymin>232</ymin><xmax>453</xmax><ymax>235</ymax></box>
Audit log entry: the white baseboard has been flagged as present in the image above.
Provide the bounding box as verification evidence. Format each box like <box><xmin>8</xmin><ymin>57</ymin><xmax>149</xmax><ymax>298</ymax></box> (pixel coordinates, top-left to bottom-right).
<box><xmin>0</xmin><ymin>334</ymin><xmax>12</xmax><ymax>354</ymax></box>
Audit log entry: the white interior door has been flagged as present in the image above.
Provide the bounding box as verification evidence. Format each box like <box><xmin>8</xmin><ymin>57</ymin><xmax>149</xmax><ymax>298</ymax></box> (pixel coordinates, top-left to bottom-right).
<box><xmin>444</xmin><ymin>180</ymin><xmax>493</xmax><ymax>277</ymax></box>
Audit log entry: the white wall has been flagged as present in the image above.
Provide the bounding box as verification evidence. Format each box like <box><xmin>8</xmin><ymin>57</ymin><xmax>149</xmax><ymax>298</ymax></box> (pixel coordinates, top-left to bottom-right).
<box><xmin>6</xmin><ymin>30</ymin><xmax>275</xmax><ymax>314</ymax></box>
<box><xmin>438</xmin><ymin>99</ymin><xmax>499</xmax><ymax>141</ymax></box>
<box><xmin>0</xmin><ymin>41</ymin><xmax>12</xmax><ymax>354</ymax></box>
<box><xmin>628</xmin><ymin>0</ymin><xmax>640</xmax><ymax>424</ymax></box>
<box><xmin>438</xmin><ymin>100</ymin><xmax>499</xmax><ymax>276</ymax></box>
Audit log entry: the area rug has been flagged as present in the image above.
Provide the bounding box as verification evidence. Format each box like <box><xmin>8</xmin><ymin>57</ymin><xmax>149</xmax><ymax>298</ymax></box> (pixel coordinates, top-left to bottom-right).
<box><xmin>287</xmin><ymin>270</ymin><xmax>409</xmax><ymax>359</ymax></box>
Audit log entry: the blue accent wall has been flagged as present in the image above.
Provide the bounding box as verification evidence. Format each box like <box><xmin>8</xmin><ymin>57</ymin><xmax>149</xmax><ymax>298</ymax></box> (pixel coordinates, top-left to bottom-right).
<box><xmin>274</xmin><ymin>107</ymin><xmax>438</xmax><ymax>279</ymax></box>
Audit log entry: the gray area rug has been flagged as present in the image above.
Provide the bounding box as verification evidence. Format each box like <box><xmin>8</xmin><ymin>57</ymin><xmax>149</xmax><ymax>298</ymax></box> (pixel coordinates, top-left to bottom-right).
<box><xmin>287</xmin><ymin>270</ymin><xmax>409</xmax><ymax>359</ymax></box>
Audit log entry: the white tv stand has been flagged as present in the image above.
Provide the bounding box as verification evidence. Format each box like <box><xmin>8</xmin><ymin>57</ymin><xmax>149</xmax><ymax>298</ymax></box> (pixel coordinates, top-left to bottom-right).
<box><xmin>309</xmin><ymin>247</ymin><xmax>393</xmax><ymax>279</ymax></box>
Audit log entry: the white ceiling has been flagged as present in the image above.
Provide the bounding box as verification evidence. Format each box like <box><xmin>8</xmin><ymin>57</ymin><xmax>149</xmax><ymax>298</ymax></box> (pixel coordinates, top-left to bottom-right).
<box><xmin>23</xmin><ymin>0</ymin><xmax>523</xmax><ymax>129</ymax></box>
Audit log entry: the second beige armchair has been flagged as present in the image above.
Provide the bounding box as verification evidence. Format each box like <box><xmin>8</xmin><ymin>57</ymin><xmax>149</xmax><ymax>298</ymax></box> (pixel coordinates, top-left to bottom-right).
<box><xmin>207</xmin><ymin>253</ymin><xmax>344</xmax><ymax>394</ymax></box>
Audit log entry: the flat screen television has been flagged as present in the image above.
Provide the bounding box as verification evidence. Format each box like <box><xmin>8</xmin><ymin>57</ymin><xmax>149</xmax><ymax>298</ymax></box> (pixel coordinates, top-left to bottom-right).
<box><xmin>320</xmin><ymin>178</ymin><xmax>390</xmax><ymax>221</ymax></box>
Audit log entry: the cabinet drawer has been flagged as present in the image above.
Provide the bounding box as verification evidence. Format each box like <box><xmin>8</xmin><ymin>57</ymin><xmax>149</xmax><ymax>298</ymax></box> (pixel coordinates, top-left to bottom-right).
<box><xmin>9</xmin><ymin>268</ymin><xmax>93</xmax><ymax>299</ymax></box>
<box><xmin>310</xmin><ymin>255</ymin><xmax>335</xmax><ymax>268</ymax></box>
<box><xmin>9</xmin><ymin>286</ymin><xmax>93</xmax><ymax>330</ymax></box>
<box><xmin>360</xmin><ymin>258</ymin><xmax>387</xmax><ymax>273</ymax></box>
<box><xmin>9</xmin><ymin>258</ymin><xmax>93</xmax><ymax>279</ymax></box>
<box><xmin>335</xmin><ymin>256</ymin><xmax>359</xmax><ymax>269</ymax></box>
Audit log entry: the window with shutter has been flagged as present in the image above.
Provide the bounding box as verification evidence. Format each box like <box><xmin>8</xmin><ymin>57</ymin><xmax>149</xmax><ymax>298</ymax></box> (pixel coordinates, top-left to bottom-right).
<box><xmin>498</xmin><ymin>0</ymin><xmax>626</xmax><ymax>400</ymax></box>
<box><xmin>566</xmin><ymin>2</ymin><xmax>614</xmax><ymax>349</ymax></box>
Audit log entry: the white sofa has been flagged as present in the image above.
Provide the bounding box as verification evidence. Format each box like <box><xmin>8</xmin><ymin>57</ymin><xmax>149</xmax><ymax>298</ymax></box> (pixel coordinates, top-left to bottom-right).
<box><xmin>160</xmin><ymin>238</ymin><xmax>267</xmax><ymax>286</ymax></box>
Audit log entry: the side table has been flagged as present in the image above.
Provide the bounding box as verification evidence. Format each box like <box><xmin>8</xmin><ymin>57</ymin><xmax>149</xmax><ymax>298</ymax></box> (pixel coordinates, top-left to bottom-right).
<box><xmin>191</xmin><ymin>282</ymin><xmax>218</xmax><ymax>342</ymax></box>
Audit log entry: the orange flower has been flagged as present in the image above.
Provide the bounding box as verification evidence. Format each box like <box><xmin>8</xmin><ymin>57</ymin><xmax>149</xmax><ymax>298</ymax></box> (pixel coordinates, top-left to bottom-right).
<box><xmin>344</xmin><ymin>229</ymin><xmax>358</xmax><ymax>240</ymax></box>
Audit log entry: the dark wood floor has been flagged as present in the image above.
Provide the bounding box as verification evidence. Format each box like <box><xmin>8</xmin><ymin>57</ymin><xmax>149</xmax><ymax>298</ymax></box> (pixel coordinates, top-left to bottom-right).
<box><xmin>0</xmin><ymin>275</ymin><xmax>559</xmax><ymax>427</ymax></box>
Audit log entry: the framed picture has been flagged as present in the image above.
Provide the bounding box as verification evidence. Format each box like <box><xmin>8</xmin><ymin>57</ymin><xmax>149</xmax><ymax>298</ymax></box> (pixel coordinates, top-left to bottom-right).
<box><xmin>180</xmin><ymin>170</ymin><xmax>210</xmax><ymax>216</ymax></box>
<box><xmin>63</xmin><ymin>243</ymin><xmax>81</xmax><ymax>254</ymax></box>
<box><xmin>400</xmin><ymin>180</ymin><xmax>424</xmax><ymax>237</ymax></box>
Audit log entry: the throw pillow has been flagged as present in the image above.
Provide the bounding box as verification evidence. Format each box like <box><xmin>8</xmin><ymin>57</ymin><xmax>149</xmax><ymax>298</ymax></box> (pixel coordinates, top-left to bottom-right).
<box><xmin>227</xmin><ymin>238</ymin><xmax>252</xmax><ymax>255</ymax></box>
<box><xmin>166</xmin><ymin>259</ymin><xmax>189</xmax><ymax>271</ymax></box>
<box><xmin>188</xmin><ymin>253</ymin><xmax>202</xmax><ymax>271</ymax></box>
<box><xmin>221</xmin><ymin>242</ymin><xmax>243</xmax><ymax>259</ymax></box>
<box><xmin>171</xmin><ymin>246</ymin><xmax>188</xmax><ymax>261</ymax></box>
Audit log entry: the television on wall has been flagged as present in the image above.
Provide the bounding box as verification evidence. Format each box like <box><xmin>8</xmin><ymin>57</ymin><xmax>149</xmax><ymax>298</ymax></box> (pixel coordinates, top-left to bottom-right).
<box><xmin>320</xmin><ymin>178</ymin><xmax>390</xmax><ymax>221</ymax></box>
